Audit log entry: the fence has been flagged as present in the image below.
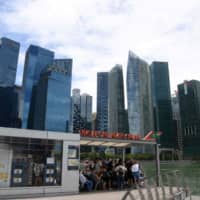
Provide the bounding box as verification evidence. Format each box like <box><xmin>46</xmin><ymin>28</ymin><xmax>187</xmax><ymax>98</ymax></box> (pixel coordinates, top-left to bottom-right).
<box><xmin>122</xmin><ymin>170</ymin><xmax>192</xmax><ymax>200</ymax></box>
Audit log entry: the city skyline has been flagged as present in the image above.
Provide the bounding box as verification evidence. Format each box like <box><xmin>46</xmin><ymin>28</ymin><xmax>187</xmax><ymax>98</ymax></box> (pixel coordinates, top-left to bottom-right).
<box><xmin>0</xmin><ymin>0</ymin><xmax>200</xmax><ymax>111</ymax></box>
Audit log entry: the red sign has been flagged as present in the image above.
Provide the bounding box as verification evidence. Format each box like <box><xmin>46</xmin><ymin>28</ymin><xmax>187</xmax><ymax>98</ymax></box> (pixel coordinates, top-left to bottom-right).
<box><xmin>80</xmin><ymin>130</ymin><xmax>141</xmax><ymax>140</ymax></box>
<box><xmin>143</xmin><ymin>131</ymin><xmax>162</xmax><ymax>141</ymax></box>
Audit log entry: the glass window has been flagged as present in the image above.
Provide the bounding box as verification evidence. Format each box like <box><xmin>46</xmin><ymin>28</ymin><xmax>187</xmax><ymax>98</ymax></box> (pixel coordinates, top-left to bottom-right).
<box><xmin>0</xmin><ymin>136</ymin><xmax>62</xmax><ymax>187</ymax></box>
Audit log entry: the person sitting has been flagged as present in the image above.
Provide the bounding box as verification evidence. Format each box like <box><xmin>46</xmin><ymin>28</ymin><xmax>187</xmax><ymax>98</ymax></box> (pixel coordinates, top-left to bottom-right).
<box><xmin>79</xmin><ymin>171</ymin><xmax>93</xmax><ymax>191</ymax></box>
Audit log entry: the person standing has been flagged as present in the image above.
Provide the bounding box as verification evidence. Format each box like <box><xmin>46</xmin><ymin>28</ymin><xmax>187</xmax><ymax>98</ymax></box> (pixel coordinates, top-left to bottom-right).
<box><xmin>131</xmin><ymin>160</ymin><xmax>140</xmax><ymax>186</ymax></box>
<box><xmin>114</xmin><ymin>160</ymin><xmax>127</xmax><ymax>190</ymax></box>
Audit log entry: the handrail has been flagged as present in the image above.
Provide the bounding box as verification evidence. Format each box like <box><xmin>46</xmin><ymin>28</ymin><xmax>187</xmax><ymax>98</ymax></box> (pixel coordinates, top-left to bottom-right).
<box><xmin>122</xmin><ymin>170</ymin><xmax>191</xmax><ymax>200</ymax></box>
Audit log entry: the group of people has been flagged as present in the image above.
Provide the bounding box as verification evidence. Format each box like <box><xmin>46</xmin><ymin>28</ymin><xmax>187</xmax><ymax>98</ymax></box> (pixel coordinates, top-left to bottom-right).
<box><xmin>79</xmin><ymin>158</ymin><xmax>144</xmax><ymax>192</ymax></box>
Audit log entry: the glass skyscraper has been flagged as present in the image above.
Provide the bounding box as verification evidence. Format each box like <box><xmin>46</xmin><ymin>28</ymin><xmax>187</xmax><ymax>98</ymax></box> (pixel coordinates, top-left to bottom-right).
<box><xmin>30</xmin><ymin>59</ymin><xmax>72</xmax><ymax>132</ymax></box>
<box><xmin>71</xmin><ymin>88</ymin><xmax>81</xmax><ymax>133</ymax></box>
<box><xmin>22</xmin><ymin>45</ymin><xmax>54</xmax><ymax>128</ymax></box>
<box><xmin>178</xmin><ymin>80</ymin><xmax>200</xmax><ymax>158</ymax></box>
<box><xmin>71</xmin><ymin>89</ymin><xmax>92</xmax><ymax>132</ymax></box>
<box><xmin>108</xmin><ymin>65</ymin><xmax>126</xmax><ymax>133</ymax></box>
<box><xmin>150</xmin><ymin>61</ymin><xmax>174</xmax><ymax>148</ymax></box>
<box><xmin>0</xmin><ymin>37</ymin><xmax>20</xmax><ymax>87</ymax></box>
<box><xmin>96</xmin><ymin>72</ymin><xmax>109</xmax><ymax>131</ymax></box>
<box><xmin>127</xmin><ymin>51</ymin><xmax>153</xmax><ymax>137</ymax></box>
<box><xmin>0</xmin><ymin>86</ymin><xmax>21</xmax><ymax>128</ymax></box>
<box><xmin>81</xmin><ymin>94</ymin><xmax>92</xmax><ymax>130</ymax></box>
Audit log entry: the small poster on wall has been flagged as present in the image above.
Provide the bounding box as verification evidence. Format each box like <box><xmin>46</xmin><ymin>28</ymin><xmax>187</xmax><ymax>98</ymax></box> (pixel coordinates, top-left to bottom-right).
<box><xmin>68</xmin><ymin>148</ymin><xmax>77</xmax><ymax>158</ymax></box>
<box><xmin>0</xmin><ymin>148</ymin><xmax>13</xmax><ymax>187</ymax></box>
<box><xmin>67</xmin><ymin>146</ymin><xmax>79</xmax><ymax>170</ymax></box>
<box><xmin>47</xmin><ymin>157</ymin><xmax>55</xmax><ymax>164</ymax></box>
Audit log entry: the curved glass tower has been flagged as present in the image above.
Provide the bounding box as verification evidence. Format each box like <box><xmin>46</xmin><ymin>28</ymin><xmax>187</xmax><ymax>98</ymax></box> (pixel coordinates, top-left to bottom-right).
<box><xmin>127</xmin><ymin>51</ymin><xmax>153</xmax><ymax>137</ymax></box>
<box><xmin>108</xmin><ymin>65</ymin><xmax>126</xmax><ymax>133</ymax></box>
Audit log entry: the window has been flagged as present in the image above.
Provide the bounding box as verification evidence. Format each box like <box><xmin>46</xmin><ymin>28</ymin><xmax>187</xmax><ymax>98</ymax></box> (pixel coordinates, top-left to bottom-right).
<box><xmin>0</xmin><ymin>136</ymin><xmax>62</xmax><ymax>187</ymax></box>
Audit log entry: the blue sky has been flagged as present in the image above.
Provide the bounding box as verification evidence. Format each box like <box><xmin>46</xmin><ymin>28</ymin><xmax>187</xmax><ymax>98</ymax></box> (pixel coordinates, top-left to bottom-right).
<box><xmin>0</xmin><ymin>0</ymin><xmax>200</xmax><ymax>110</ymax></box>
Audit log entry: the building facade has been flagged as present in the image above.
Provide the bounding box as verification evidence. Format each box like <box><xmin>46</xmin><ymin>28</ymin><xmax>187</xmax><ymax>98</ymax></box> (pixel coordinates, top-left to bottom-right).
<box><xmin>92</xmin><ymin>113</ymin><xmax>97</xmax><ymax>130</ymax></box>
<box><xmin>0</xmin><ymin>86</ymin><xmax>21</xmax><ymax>128</ymax></box>
<box><xmin>71</xmin><ymin>88</ymin><xmax>82</xmax><ymax>133</ymax></box>
<box><xmin>0</xmin><ymin>37</ymin><xmax>20</xmax><ymax>87</ymax></box>
<box><xmin>178</xmin><ymin>80</ymin><xmax>200</xmax><ymax>158</ymax></box>
<box><xmin>171</xmin><ymin>94</ymin><xmax>183</xmax><ymax>157</ymax></box>
<box><xmin>127</xmin><ymin>51</ymin><xmax>153</xmax><ymax>137</ymax></box>
<box><xmin>22</xmin><ymin>45</ymin><xmax>54</xmax><ymax>128</ymax></box>
<box><xmin>28</xmin><ymin>60</ymin><xmax>72</xmax><ymax>132</ymax></box>
<box><xmin>150</xmin><ymin>61</ymin><xmax>174</xmax><ymax>148</ymax></box>
<box><xmin>108</xmin><ymin>65</ymin><xmax>126</xmax><ymax>133</ymax></box>
<box><xmin>0</xmin><ymin>127</ymin><xmax>80</xmax><ymax>198</ymax></box>
<box><xmin>96</xmin><ymin>72</ymin><xmax>109</xmax><ymax>131</ymax></box>
<box><xmin>80</xmin><ymin>94</ymin><xmax>92</xmax><ymax>130</ymax></box>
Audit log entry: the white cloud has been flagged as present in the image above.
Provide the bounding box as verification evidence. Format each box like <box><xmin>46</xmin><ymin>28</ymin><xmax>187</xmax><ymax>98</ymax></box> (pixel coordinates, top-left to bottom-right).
<box><xmin>0</xmin><ymin>0</ymin><xmax>200</xmax><ymax>111</ymax></box>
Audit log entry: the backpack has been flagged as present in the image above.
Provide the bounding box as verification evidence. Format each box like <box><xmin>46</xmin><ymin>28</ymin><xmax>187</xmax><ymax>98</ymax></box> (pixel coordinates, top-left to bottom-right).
<box><xmin>118</xmin><ymin>167</ymin><xmax>124</xmax><ymax>176</ymax></box>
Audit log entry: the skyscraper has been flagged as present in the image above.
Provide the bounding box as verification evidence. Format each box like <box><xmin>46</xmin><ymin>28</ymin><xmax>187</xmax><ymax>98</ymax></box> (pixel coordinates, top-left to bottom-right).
<box><xmin>96</xmin><ymin>72</ymin><xmax>109</xmax><ymax>131</ymax></box>
<box><xmin>71</xmin><ymin>89</ymin><xmax>92</xmax><ymax>132</ymax></box>
<box><xmin>178</xmin><ymin>80</ymin><xmax>200</xmax><ymax>158</ymax></box>
<box><xmin>150</xmin><ymin>61</ymin><xmax>174</xmax><ymax>148</ymax></box>
<box><xmin>108</xmin><ymin>64</ymin><xmax>126</xmax><ymax>133</ymax></box>
<box><xmin>30</xmin><ymin>59</ymin><xmax>72</xmax><ymax>132</ymax></box>
<box><xmin>0</xmin><ymin>37</ymin><xmax>20</xmax><ymax>87</ymax></box>
<box><xmin>127</xmin><ymin>51</ymin><xmax>153</xmax><ymax>137</ymax></box>
<box><xmin>22</xmin><ymin>45</ymin><xmax>54</xmax><ymax>128</ymax></box>
<box><xmin>71</xmin><ymin>88</ymin><xmax>82</xmax><ymax>133</ymax></box>
<box><xmin>0</xmin><ymin>86</ymin><xmax>21</xmax><ymax>128</ymax></box>
<box><xmin>171</xmin><ymin>93</ymin><xmax>183</xmax><ymax>157</ymax></box>
<box><xmin>80</xmin><ymin>93</ymin><xmax>92</xmax><ymax>130</ymax></box>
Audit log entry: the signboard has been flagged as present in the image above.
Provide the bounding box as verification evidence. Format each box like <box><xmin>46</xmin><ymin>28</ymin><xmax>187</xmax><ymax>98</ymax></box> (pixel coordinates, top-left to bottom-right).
<box><xmin>143</xmin><ymin>131</ymin><xmax>162</xmax><ymax>141</ymax></box>
<box><xmin>0</xmin><ymin>148</ymin><xmax>12</xmax><ymax>187</ymax></box>
<box><xmin>47</xmin><ymin>157</ymin><xmax>55</xmax><ymax>164</ymax></box>
<box><xmin>80</xmin><ymin>130</ymin><xmax>141</xmax><ymax>140</ymax></box>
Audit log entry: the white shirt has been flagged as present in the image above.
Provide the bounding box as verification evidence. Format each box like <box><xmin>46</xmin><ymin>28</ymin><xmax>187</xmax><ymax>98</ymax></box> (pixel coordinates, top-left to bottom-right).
<box><xmin>131</xmin><ymin>163</ymin><xmax>139</xmax><ymax>172</ymax></box>
<box><xmin>79</xmin><ymin>173</ymin><xmax>87</xmax><ymax>185</ymax></box>
<box><xmin>115</xmin><ymin>165</ymin><xmax>127</xmax><ymax>173</ymax></box>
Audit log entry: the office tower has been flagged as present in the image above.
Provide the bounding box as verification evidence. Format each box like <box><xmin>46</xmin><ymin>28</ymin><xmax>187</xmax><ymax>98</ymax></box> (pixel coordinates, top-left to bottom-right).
<box><xmin>171</xmin><ymin>93</ymin><xmax>183</xmax><ymax>158</ymax></box>
<box><xmin>124</xmin><ymin>109</ymin><xmax>129</xmax><ymax>133</ymax></box>
<box><xmin>150</xmin><ymin>61</ymin><xmax>174</xmax><ymax>148</ymax></box>
<box><xmin>108</xmin><ymin>64</ymin><xmax>126</xmax><ymax>133</ymax></box>
<box><xmin>127</xmin><ymin>51</ymin><xmax>153</xmax><ymax>137</ymax></box>
<box><xmin>80</xmin><ymin>93</ymin><xmax>92</xmax><ymax>130</ymax></box>
<box><xmin>96</xmin><ymin>72</ymin><xmax>109</xmax><ymax>131</ymax></box>
<box><xmin>92</xmin><ymin>113</ymin><xmax>97</xmax><ymax>130</ymax></box>
<box><xmin>178</xmin><ymin>80</ymin><xmax>200</xmax><ymax>158</ymax></box>
<box><xmin>71</xmin><ymin>88</ymin><xmax>82</xmax><ymax>133</ymax></box>
<box><xmin>0</xmin><ymin>86</ymin><xmax>21</xmax><ymax>128</ymax></box>
<box><xmin>22</xmin><ymin>45</ymin><xmax>54</xmax><ymax>128</ymax></box>
<box><xmin>0</xmin><ymin>37</ymin><xmax>20</xmax><ymax>86</ymax></box>
<box><xmin>30</xmin><ymin>59</ymin><xmax>72</xmax><ymax>132</ymax></box>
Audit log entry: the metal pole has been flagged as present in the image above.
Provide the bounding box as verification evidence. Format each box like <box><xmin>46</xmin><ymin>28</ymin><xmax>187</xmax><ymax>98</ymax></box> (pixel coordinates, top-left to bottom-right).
<box><xmin>155</xmin><ymin>143</ymin><xmax>161</xmax><ymax>186</ymax></box>
<box><xmin>122</xmin><ymin>147</ymin><xmax>125</xmax><ymax>164</ymax></box>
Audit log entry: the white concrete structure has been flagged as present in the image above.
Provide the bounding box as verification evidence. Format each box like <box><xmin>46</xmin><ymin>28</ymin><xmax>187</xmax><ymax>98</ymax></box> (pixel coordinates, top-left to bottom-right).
<box><xmin>0</xmin><ymin>127</ymin><xmax>80</xmax><ymax>199</ymax></box>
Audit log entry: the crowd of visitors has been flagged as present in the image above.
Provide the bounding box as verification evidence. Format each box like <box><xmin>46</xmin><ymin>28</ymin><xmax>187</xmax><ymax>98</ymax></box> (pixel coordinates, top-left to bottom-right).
<box><xmin>79</xmin><ymin>159</ymin><xmax>144</xmax><ymax>192</ymax></box>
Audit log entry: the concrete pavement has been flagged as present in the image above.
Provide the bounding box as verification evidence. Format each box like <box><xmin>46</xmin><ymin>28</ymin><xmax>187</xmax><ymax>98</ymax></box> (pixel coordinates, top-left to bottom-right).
<box><xmin>9</xmin><ymin>190</ymin><xmax>200</xmax><ymax>200</ymax></box>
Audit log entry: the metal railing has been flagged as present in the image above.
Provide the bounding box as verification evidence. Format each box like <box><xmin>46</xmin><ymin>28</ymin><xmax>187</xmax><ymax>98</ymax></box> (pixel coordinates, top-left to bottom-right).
<box><xmin>122</xmin><ymin>170</ymin><xmax>192</xmax><ymax>200</ymax></box>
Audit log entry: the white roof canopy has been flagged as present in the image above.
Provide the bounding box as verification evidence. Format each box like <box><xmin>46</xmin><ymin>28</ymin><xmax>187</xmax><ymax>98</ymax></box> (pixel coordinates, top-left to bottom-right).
<box><xmin>80</xmin><ymin>136</ymin><xmax>156</xmax><ymax>148</ymax></box>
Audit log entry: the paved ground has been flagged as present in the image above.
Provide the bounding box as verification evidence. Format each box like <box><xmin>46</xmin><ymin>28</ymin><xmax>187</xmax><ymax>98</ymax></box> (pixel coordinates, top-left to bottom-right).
<box><xmin>10</xmin><ymin>191</ymin><xmax>200</xmax><ymax>200</ymax></box>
